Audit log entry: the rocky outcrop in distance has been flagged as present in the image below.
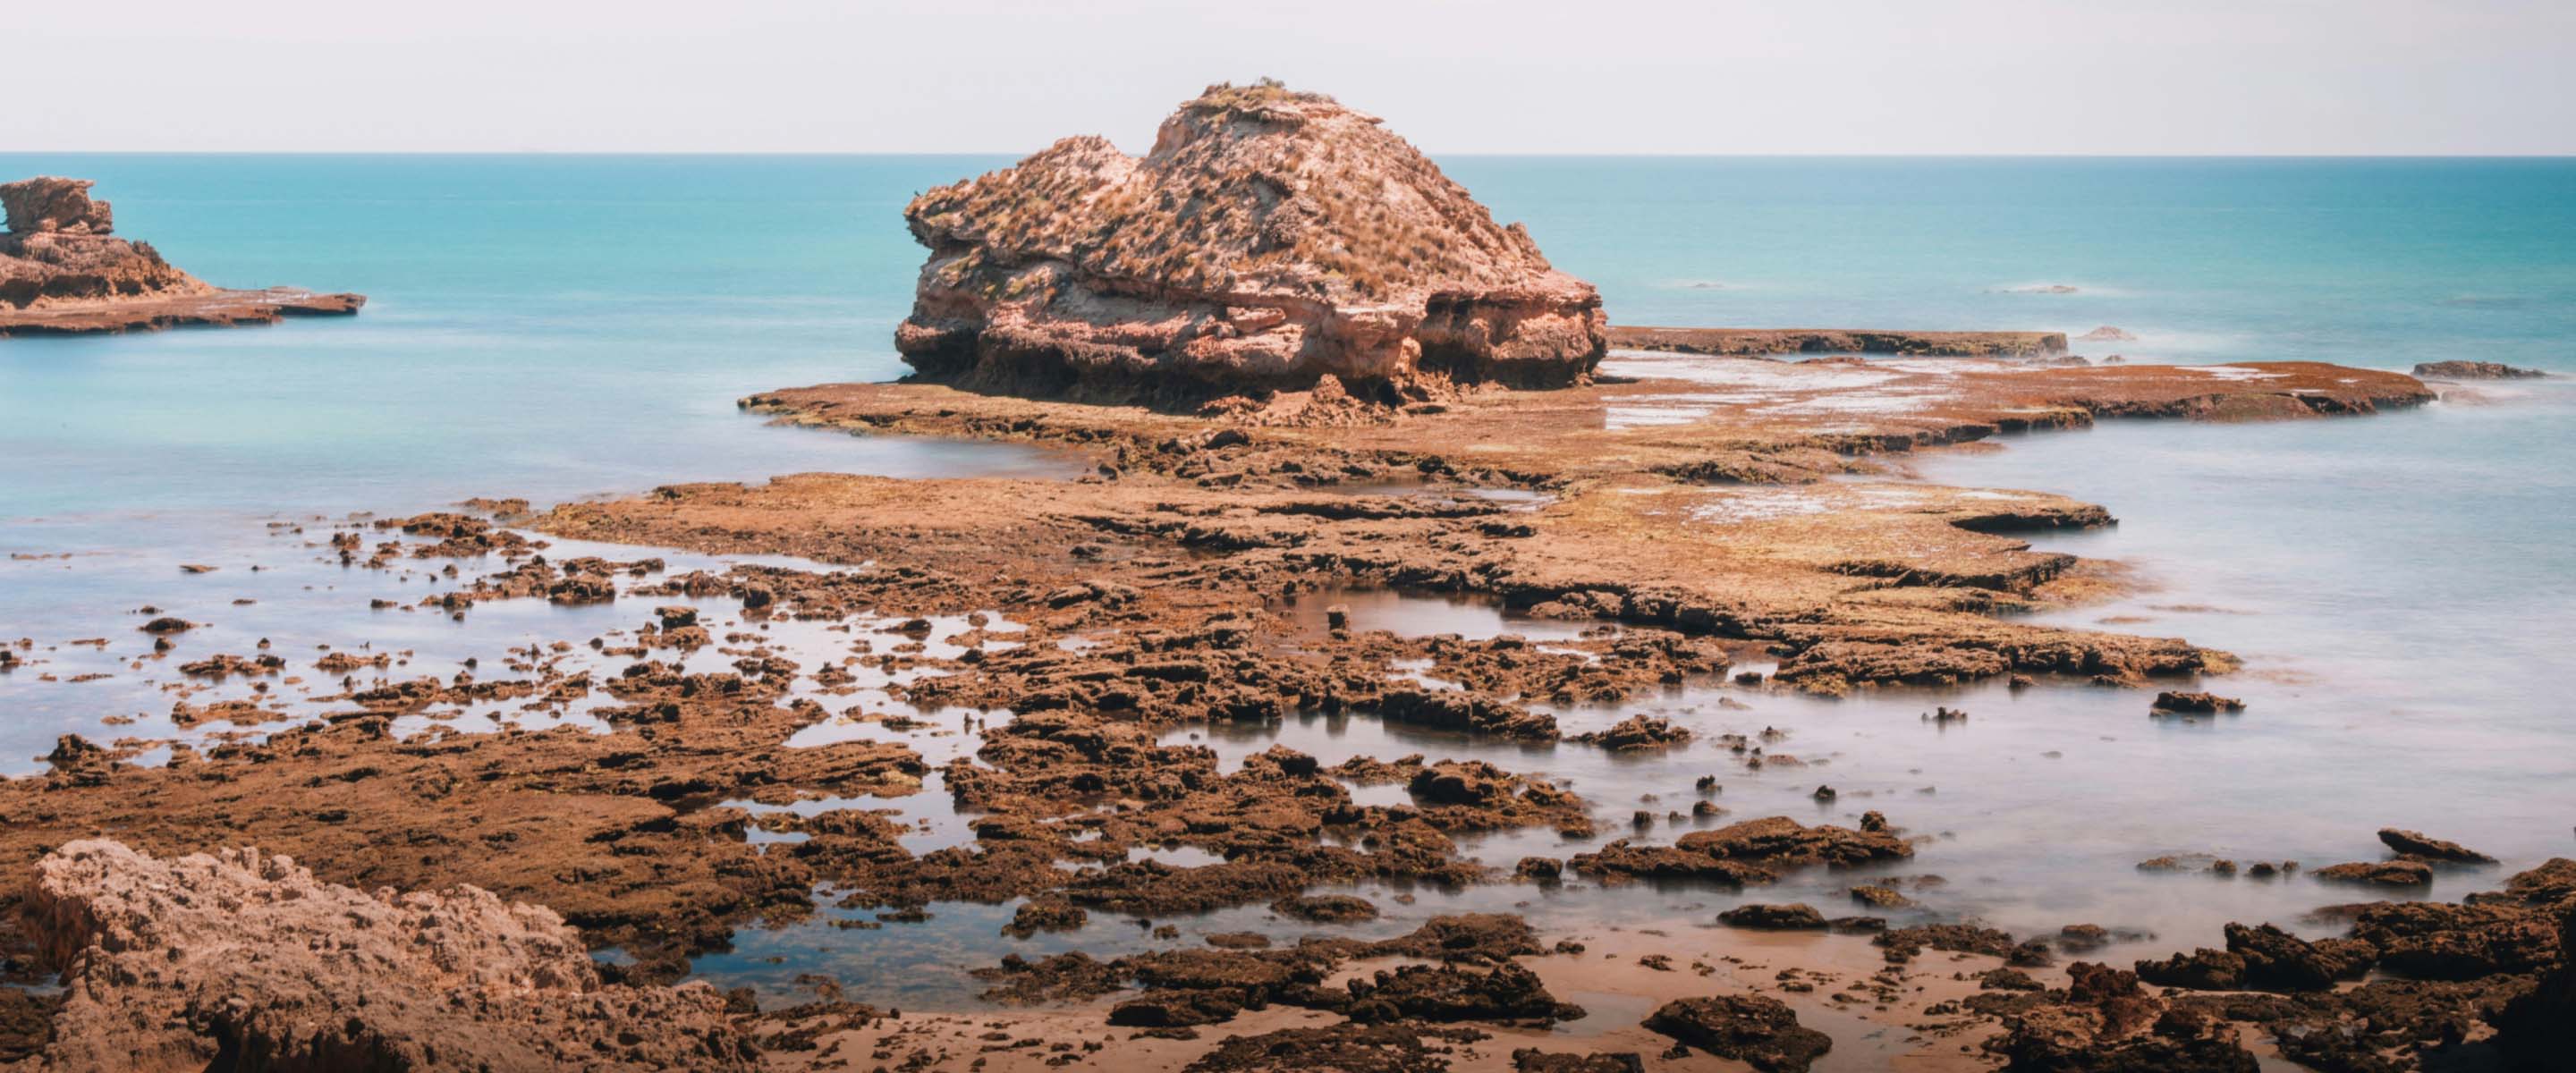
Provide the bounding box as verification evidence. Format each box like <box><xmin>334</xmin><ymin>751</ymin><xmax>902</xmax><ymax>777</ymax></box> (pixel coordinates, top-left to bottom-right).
<box><xmin>0</xmin><ymin>178</ymin><xmax>200</xmax><ymax>309</ymax></box>
<box><xmin>0</xmin><ymin>176</ymin><xmax>362</xmax><ymax>336</ymax></box>
<box><xmin>2411</xmin><ymin>359</ymin><xmax>2546</xmax><ymax>380</ymax></box>
<box><xmin>1608</xmin><ymin>325</ymin><xmax>2068</xmax><ymax>359</ymax></box>
<box><xmin>21</xmin><ymin>839</ymin><xmax>754</xmax><ymax>1072</ymax></box>
<box><xmin>896</xmin><ymin>80</ymin><xmax>1606</xmax><ymax>402</ymax></box>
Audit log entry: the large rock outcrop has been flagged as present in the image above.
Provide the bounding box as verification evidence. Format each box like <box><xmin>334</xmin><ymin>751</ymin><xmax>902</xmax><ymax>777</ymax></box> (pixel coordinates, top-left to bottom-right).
<box><xmin>896</xmin><ymin>80</ymin><xmax>1606</xmax><ymax>401</ymax></box>
<box><xmin>0</xmin><ymin>176</ymin><xmax>362</xmax><ymax>335</ymax></box>
<box><xmin>21</xmin><ymin>839</ymin><xmax>755</xmax><ymax>1072</ymax></box>
<box><xmin>0</xmin><ymin>177</ymin><xmax>207</xmax><ymax>309</ymax></box>
<box><xmin>2</xmin><ymin>177</ymin><xmax>116</xmax><ymax>235</ymax></box>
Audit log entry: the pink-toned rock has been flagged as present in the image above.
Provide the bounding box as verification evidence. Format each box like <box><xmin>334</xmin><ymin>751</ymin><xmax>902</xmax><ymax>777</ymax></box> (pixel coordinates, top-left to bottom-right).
<box><xmin>22</xmin><ymin>839</ymin><xmax>754</xmax><ymax>1071</ymax></box>
<box><xmin>1</xmin><ymin>176</ymin><xmax>204</xmax><ymax>311</ymax></box>
<box><xmin>1</xmin><ymin>177</ymin><xmax>114</xmax><ymax>235</ymax></box>
<box><xmin>1</xmin><ymin>176</ymin><xmax>362</xmax><ymax>334</ymax></box>
<box><xmin>897</xmin><ymin>80</ymin><xmax>1605</xmax><ymax>401</ymax></box>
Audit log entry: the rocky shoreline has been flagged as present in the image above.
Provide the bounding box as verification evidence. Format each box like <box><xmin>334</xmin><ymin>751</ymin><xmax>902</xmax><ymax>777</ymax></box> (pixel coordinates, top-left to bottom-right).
<box><xmin>0</xmin><ymin>177</ymin><xmax>363</xmax><ymax>338</ymax></box>
<box><xmin>3</xmin><ymin>335</ymin><xmax>2539</xmax><ymax>1070</ymax></box>
<box><xmin>1</xmin><ymin>87</ymin><xmax>2556</xmax><ymax>1073</ymax></box>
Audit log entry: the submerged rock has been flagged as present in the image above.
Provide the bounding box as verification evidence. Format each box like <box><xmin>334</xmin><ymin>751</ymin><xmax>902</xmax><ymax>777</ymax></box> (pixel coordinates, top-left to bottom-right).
<box><xmin>22</xmin><ymin>839</ymin><xmax>753</xmax><ymax>1071</ymax></box>
<box><xmin>1568</xmin><ymin>714</ymin><xmax>1691</xmax><ymax>750</ymax></box>
<box><xmin>1572</xmin><ymin>815</ymin><xmax>1911</xmax><ymax>886</ymax></box>
<box><xmin>1269</xmin><ymin>893</ymin><xmax>1381</xmax><ymax>923</ymax></box>
<box><xmin>2316</xmin><ymin>859</ymin><xmax>2435</xmax><ymax>887</ymax></box>
<box><xmin>1717</xmin><ymin>903</ymin><xmax>1829</xmax><ymax>930</ymax></box>
<box><xmin>2149</xmin><ymin>690</ymin><xmax>2243</xmax><ymax>714</ymax></box>
<box><xmin>2411</xmin><ymin>360</ymin><xmax>2546</xmax><ymax>380</ymax></box>
<box><xmin>2377</xmin><ymin>827</ymin><xmax>2496</xmax><ymax>864</ymax></box>
<box><xmin>895</xmin><ymin>80</ymin><xmax>1605</xmax><ymax>402</ymax></box>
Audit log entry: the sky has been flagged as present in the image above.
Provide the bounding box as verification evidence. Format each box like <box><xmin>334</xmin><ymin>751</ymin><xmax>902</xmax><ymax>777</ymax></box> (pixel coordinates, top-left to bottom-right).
<box><xmin>13</xmin><ymin>0</ymin><xmax>2573</xmax><ymax>155</ymax></box>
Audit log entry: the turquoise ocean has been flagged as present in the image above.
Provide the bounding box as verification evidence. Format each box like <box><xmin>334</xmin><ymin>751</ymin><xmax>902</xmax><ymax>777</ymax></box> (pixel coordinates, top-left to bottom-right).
<box><xmin>1</xmin><ymin>155</ymin><xmax>2571</xmax><ymax>1003</ymax></box>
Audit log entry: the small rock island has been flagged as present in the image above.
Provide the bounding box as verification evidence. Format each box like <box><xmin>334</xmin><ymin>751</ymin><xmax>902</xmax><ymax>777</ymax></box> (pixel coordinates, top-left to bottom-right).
<box><xmin>897</xmin><ymin>80</ymin><xmax>1606</xmax><ymax>401</ymax></box>
<box><xmin>0</xmin><ymin>176</ymin><xmax>363</xmax><ymax>337</ymax></box>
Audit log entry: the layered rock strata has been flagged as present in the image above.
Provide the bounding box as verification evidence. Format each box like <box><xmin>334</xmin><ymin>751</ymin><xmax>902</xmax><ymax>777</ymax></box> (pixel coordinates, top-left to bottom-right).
<box><xmin>897</xmin><ymin>81</ymin><xmax>1605</xmax><ymax>401</ymax></box>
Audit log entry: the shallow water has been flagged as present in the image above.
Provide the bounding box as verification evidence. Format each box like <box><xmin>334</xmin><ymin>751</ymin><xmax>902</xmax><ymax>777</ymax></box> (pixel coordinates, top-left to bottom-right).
<box><xmin>3</xmin><ymin>155</ymin><xmax>2572</xmax><ymax>1010</ymax></box>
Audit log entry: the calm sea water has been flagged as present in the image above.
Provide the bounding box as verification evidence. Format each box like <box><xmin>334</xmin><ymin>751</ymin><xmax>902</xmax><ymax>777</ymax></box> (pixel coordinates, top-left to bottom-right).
<box><xmin>2</xmin><ymin>155</ymin><xmax>2571</xmax><ymax>1005</ymax></box>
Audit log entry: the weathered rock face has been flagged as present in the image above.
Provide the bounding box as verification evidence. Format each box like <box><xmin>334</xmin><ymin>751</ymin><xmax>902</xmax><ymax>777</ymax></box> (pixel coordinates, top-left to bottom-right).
<box><xmin>1</xmin><ymin>176</ymin><xmax>364</xmax><ymax>334</ymax></box>
<box><xmin>2</xmin><ymin>177</ymin><xmax>114</xmax><ymax>235</ymax></box>
<box><xmin>0</xmin><ymin>177</ymin><xmax>207</xmax><ymax>310</ymax></box>
<box><xmin>22</xmin><ymin>839</ymin><xmax>755</xmax><ymax>1072</ymax></box>
<box><xmin>897</xmin><ymin>80</ymin><xmax>1606</xmax><ymax>401</ymax></box>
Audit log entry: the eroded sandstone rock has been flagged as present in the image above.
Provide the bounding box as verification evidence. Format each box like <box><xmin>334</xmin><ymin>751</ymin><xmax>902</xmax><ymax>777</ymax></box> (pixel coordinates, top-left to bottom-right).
<box><xmin>896</xmin><ymin>80</ymin><xmax>1604</xmax><ymax>401</ymax></box>
<box><xmin>1</xmin><ymin>176</ymin><xmax>364</xmax><ymax>333</ymax></box>
<box><xmin>0</xmin><ymin>177</ymin><xmax>202</xmax><ymax>310</ymax></box>
<box><xmin>1</xmin><ymin>177</ymin><xmax>113</xmax><ymax>235</ymax></box>
<box><xmin>22</xmin><ymin>839</ymin><xmax>754</xmax><ymax>1072</ymax></box>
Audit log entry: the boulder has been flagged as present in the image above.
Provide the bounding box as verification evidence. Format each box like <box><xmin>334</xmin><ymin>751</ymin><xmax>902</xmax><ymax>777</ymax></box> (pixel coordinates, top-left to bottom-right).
<box><xmin>2377</xmin><ymin>827</ymin><xmax>2496</xmax><ymax>864</ymax></box>
<box><xmin>1642</xmin><ymin>994</ymin><xmax>1832</xmax><ymax>1072</ymax></box>
<box><xmin>2224</xmin><ymin>923</ymin><xmax>2373</xmax><ymax>991</ymax></box>
<box><xmin>895</xmin><ymin>80</ymin><xmax>1605</xmax><ymax>402</ymax></box>
<box><xmin>1346</xmin><ymin>961</ymin><xmax>1584</xmax><ymax>1027</ymax></box>
<box><xmin>2135</xmin><ymin>948</ymin><xmax>2248</xmax><ymax>990</ymax></box>
<box><xmin>21</xmin><ymin>839</ymin><xmax>753</xmax><ymax>1071</ymax></box>
<box><xmin>2149</xmin><ymin>691</ymin><xmax>2243</xmax><ymax>714</ymax></box>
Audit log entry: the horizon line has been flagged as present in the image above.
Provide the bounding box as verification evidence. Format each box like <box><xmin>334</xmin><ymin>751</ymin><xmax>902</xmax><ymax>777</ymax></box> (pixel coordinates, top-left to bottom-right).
<box><xmin>3</xmin><ymin>149</ymin><xmax>2574</xmax><ymax>161</ymax></box>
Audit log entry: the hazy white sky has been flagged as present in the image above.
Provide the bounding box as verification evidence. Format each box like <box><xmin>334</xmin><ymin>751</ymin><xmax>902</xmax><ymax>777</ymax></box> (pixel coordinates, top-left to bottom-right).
<box><xmin>14</xmin><ymin>1</ymin><xmax>2572</xmax><ymax>154</ymax></box>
